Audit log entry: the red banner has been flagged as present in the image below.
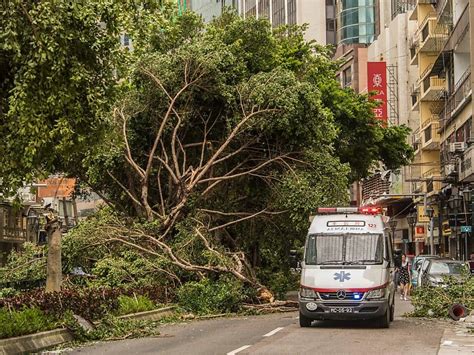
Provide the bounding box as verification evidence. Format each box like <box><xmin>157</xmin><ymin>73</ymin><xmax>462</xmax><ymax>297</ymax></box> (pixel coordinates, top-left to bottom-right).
<box><xmin>367</xmin><ymin>62</ymin><xmax>388</xmax><ymax>123</ymax></box>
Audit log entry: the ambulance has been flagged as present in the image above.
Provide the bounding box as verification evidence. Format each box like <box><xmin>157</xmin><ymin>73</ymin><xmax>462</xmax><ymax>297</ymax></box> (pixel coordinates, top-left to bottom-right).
<box><xmin>298</xmin><ymin>207</ymin><xmax>395</xmax><ymax>328</ymax></box>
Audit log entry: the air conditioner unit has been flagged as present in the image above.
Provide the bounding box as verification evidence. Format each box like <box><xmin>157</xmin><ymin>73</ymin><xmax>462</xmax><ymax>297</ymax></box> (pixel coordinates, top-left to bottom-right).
<box><xmin>449</xmin><ymin>142</ymin><xmax>467</xmax><ymax>153</ymax></box>
<box><xmin>444</xmin><ymin>164</ymin><xmax>457</xmax><ymax>177</ymax></box>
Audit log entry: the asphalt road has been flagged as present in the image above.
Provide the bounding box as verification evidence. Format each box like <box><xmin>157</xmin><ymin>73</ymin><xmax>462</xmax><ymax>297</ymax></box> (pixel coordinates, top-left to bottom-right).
<box><xmin>67</xmin><ymin>298</ymin><xmax>445</xmax><ymax>355</ymax></box>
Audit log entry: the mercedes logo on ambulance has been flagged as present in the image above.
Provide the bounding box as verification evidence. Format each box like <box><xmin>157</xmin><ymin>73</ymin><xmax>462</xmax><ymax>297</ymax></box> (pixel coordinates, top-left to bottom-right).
<box><xmin>336</xmin><ymin>290</ymin><xmax>346</xmax><ymax>300</ymax></box>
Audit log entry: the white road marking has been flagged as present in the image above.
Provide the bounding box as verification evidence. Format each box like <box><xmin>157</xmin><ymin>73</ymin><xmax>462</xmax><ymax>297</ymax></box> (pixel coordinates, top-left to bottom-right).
<box><xmin>227</xmin><ymin>345</ymin><xmax>251</xmax><ymax>355</ymax></box>
<box><xmin>442</xmin><ymin>340</ymin><xmax>453</xmax><ymax>346</ymax></box>
<box><xmin>263</xmin><ymin>327</ymin><xmax>284</xmax><ymax>337</ymax></box>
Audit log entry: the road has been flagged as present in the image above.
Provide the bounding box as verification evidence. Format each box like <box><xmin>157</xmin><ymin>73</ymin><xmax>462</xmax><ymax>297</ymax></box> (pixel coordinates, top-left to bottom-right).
<box><xmin>68</xmin><ymin>298</ymin><xmax>446</xmax><ymax>355</ymax></box>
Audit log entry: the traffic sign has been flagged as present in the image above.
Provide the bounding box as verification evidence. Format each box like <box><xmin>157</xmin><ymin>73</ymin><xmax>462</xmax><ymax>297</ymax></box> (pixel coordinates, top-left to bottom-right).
<box><xmin>461</xmin><ymin>226</ymin><xmax>472</xmax><ymax>233</ymax></box>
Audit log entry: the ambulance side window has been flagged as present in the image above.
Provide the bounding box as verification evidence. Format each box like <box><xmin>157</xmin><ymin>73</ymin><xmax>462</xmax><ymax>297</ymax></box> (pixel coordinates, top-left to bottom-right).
<box><xmin>305</xmin><ymin>235</ymin><xmax>317</xmax><ymax>264</ymax></box>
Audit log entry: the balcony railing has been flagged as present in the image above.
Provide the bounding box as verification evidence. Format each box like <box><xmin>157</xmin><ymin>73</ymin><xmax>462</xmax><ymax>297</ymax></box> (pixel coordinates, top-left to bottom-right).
<box><xmin>442</xmin><ymin>69</ymin><xmax>471</xmax><ymax>127</ymax></box>
<box><xmin>418</xmin><ymin>18</ymin><xmax>449</xmax><ymax>52</ymax></box>
<box><xmin>423</xmin><ymin>167</ymin><xmax>440</xmax><ymax>179</ymax></box>
<box><xmin>444</xmin><ymin>4</ymin><xmax>469</xmax><ymax>51</ymax></box>
<box><xmin>423</xmin><ymin>76</ymin><xmax>445</xmax><ymax>94</ymax></box>
<box><xmin>422</xmin><ymin>121</ymin><xmax>440</xmax><ymax>150</ymax></box>
<box><xmin>436</xmin><ymin>0</ymin><xmax>451</xmax><ymax>21</ymax></box>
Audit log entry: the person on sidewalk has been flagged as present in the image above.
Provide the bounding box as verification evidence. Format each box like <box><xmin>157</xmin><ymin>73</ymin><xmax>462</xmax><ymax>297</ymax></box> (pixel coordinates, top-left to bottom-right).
<box><xmin>398</xmin><ymin>254</ymin><xmax>411</xmax><ymax>301</ymax></box>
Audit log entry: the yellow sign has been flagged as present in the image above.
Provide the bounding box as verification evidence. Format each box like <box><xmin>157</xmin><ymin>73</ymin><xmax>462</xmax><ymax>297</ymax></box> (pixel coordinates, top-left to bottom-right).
<box><xmin>417</xmin><ymin>205</ymin><xmax>438</xmax><ymax>223</ymax></box>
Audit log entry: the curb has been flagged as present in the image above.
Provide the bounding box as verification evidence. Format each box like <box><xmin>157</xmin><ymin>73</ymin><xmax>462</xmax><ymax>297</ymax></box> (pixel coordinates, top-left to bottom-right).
<box><xmin>118</xmin><ymin>305</ymin><xmax>176</xmax><ymax>321</ymax></box>
<box><xmin>0</xmin><ymin>306</ymin><xmax>176</xmax><ymax>355</ymax></box>
<box><xmin>438</xmin><ymin>324</ymin><xmax>474</xmax><ymax>355</ymax></box>
<box><xmin>0</xmin><ymin>328</ymin><xmax>73</xmax><ymax>355</ymax></box>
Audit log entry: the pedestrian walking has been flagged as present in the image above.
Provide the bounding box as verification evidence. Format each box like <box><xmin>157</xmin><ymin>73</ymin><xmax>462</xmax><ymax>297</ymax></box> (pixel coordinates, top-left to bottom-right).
<box><xmin>397</xmin><ymin>254</ymin><xmax>411</xmax><ymax>301</ymax></box>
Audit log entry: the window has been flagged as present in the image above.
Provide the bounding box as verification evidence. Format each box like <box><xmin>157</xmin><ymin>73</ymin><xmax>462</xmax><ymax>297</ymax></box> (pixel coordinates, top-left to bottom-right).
<box><xmin>326</xmin><ymin>18</ymin><xmax>335</xmax><ymax>31</ymax></box>
<box><xmin>305</xmin><ymin>234</ymin><xmax>383</xmax><ymax>265</ymax></box>
<box><xmin>343</xmin><ymin>66</ymin><xmax>352</xmax><ymax>87</ymax></box>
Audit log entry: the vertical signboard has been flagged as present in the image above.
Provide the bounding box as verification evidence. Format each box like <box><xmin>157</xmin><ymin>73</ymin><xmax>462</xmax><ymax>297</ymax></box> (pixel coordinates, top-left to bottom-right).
<box><xmin>367</xmin><ymin>62</ymin><xmax>388</xmax><ymax>123</ymax></box>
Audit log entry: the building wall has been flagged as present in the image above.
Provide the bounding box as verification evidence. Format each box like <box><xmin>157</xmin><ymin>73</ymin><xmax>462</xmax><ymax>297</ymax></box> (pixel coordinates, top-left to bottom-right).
<box><xmin>297</xmin><ymin>0</ymin><xmax>327</xmax><ymax>45</ymax></box>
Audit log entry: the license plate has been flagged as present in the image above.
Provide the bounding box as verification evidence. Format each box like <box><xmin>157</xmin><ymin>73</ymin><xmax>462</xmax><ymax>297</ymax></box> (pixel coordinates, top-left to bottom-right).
<box><xmin>330</xmin><ymin>307</ymin><xmax>353</xmax><ymax>313</ymax></box>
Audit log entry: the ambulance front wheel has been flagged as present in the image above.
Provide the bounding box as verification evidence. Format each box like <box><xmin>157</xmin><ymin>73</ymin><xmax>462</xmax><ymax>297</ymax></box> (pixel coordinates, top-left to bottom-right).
<box><xmin>299</xmin><ymin>311</ymin><xmax>312</xmax><ymax>327</ymax></box>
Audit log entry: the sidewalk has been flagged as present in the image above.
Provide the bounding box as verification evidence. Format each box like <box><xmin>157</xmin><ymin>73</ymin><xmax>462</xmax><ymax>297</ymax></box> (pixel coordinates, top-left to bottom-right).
<box><xmin>438</xmin><ymin>313</ymin><xmax>474</xmax><ymax>355</ymax></box>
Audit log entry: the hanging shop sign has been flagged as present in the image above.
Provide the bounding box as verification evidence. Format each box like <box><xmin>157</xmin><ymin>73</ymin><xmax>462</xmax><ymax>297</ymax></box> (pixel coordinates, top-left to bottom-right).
<box><xmin>414</xmin><ymin>225</ymin><xmax>426</xmax><ymax>240</ymax></box>
<box><xmin>367</xmin><ymin>62</ymin><xmax>388</xmax><ymax>123</ymax></box>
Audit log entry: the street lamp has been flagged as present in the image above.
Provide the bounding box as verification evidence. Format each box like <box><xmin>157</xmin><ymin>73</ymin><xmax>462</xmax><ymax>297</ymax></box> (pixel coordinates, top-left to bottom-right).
<box><xmin>388</xmin><ymin>219</ymin><xmax>398</xmax><ymax>252</ymax></box>
<box><xmin>448</xmin><ymin>195</ymin><xmax>463</xmax><ymax>260</ymax></box>
<box><xmin>407</xmin><ymin>212</ymin><xmax>417</xmax><ymax>255</ymax></box>
<box><xmin>425</xmin><ymin>206</ymin><xmax>435</xmax><ymax>255</ymax></box>
<box><xmin>461</xmin><ymin>188</ymin><xmax>472</xmax><ymax>261</ymax></box>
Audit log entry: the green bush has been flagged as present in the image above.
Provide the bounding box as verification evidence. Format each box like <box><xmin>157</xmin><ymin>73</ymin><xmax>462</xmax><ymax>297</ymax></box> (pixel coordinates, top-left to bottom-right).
<box><xmin>0</xmin><ymin>307</ymin><xmax>57</xmax><ymax>339</ymax></box>
<box><xmin>177</xmin><ymin>278</ymin><xmax>244</xmax><ymax>315</ymax></box>
<box><xmin>116</xmin><ymin>294</ymin><xmax>156</xmax><ymax>315</ymax></box>
<box><xmin>410</xmin><ymin>273</ymin><xmax>474</xmax><ymax>318</ymax></box>
<box><xmin>0</xmin><ymin>287</ymin><xmax>18</xmax><ymax>299</ymax></box>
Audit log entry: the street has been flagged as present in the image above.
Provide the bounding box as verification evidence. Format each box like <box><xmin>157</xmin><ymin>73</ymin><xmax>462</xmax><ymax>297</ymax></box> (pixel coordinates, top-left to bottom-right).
<box><xmin>68</xmin><ymin>298</ymin><xmax>446</xmax><ymax>355</ymax></box>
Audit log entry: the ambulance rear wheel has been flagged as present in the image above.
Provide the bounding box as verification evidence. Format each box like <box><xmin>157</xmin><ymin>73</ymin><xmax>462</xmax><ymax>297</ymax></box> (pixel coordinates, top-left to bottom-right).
<box><xmin>299</xmin><ymin>311</ymin><xmax>312</xmax><ymax>327</ymax></box>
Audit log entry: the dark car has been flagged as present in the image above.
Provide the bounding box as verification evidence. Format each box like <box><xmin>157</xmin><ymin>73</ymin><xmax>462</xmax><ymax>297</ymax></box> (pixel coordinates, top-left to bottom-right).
<box><xmin>411</xmin><ymin>255</ymin><xmax>440</xmax><ymax>288</ymax></box>
<box><xmin>420</xmin><ymin>259</ymin><xmax>469</xmax><ymax>287</ymax></box>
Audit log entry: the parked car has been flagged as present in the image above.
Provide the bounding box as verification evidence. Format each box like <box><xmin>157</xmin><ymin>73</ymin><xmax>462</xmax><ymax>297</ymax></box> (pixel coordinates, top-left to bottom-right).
<box><xmin>411</xmin><ymin>255</ymin><xmax>440</xmax><ymax>288</ymax></box>
<box><xmin>419</xmin><ymin>259</ymin><xmax>469</xmax><ymax>287</ymax></box>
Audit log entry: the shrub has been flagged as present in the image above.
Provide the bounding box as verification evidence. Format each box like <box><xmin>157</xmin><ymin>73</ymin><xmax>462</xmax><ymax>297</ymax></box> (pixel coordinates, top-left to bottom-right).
<box><xmin>177</xmin><ymin>278</ymin><xmax>244</xmax><ymax>315</ymax></box>
<box><xmin>0</xmin><ymin>287</ymin><xmax>19</xmax><ymax>299</ymax></box>
<box><xmin>410</xmin><ymin>273</ymin><xmax>474</xmax><ymax>318</ymax></box>
<box><xmin>116</xmin><ymin>294</ymin><xmax>156</xmax><ymax>316</ymax></box>
<box><xmin>0</xmin><ymin>284</ymin><xmax>172</xmax><ymax>321</ymax></box>
<box><xmin>0</xmin><ymin>307</ymin><xmax>57</xmax><ymax>339</ymax></box>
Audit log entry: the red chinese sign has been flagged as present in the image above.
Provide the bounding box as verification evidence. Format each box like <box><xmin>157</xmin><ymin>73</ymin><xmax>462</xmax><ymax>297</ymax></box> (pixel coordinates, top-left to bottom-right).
<box><xmin>367</xmin><ymin>62</ymin><xmax>388</xmax><ymax>123</ymax></box>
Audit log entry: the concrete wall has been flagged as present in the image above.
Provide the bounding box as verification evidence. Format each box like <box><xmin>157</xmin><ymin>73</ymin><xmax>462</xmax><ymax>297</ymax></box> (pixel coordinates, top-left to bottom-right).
<box><xmin>297</xmin><ymin>0</ymin><xmax>327</xmax><ymax>45</ymax></box>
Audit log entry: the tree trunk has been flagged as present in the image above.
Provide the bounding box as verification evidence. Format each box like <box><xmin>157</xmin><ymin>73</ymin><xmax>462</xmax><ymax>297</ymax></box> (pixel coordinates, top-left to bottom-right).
<box><xmin>45</xmin><ymin>218</ymin><xmax>62</xmax><ymax>292</ymax></box>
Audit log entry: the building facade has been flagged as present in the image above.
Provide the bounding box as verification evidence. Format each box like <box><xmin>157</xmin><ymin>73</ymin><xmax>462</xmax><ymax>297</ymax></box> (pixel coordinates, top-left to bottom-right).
<box><xmin>188</xmin><ymin>0</ymin><xmax>337</xmax><ymax>45</ymax></box>
<box><xmin>401</xmin><ymin>0</ymin><xmax>474</xmax><ymax>260</ymax></box>
<box><xmin>364</xmin><ymin>0</ymin><xmax>419</xmax><ymax>253</ymax></box>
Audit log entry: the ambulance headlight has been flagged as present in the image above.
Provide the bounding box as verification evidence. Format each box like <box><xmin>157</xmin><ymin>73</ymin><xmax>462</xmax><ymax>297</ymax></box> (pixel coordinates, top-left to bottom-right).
<box><xmin>300</xmin><ymin>286</ymin><xmax>317</xmax><ymax>299</ymax></box>
<box><xmin>366</xmin><ymin>288</ymin><xmax>386</xmax><ymax>299</ymax></box>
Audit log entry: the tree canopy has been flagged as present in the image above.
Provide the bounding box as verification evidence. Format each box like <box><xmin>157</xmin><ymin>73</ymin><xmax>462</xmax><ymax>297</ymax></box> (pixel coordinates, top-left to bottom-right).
<box><xmin>0</xmin><ymin>3</ymin><xmax>413</xmax><ymax>286</ymax></box>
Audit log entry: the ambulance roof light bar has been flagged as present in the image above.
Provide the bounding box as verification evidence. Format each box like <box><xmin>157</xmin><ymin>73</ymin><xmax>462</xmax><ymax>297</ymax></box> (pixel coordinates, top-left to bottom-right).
<box><xmin>317</xmin><ymin>206</ymin><xmax>382</xmax><ymax>215</ymax></box>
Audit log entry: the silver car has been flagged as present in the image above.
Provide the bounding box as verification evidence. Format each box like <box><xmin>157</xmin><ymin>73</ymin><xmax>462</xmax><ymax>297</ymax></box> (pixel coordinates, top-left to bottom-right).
<box><xmin>419</xmin><ymin>259</ymin><xmax>469</xmax><ymax>287</ymax></box>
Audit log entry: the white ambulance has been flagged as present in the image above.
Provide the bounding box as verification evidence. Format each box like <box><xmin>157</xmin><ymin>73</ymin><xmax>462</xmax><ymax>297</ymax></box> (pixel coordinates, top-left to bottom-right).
<box><xmin>298</xmin><ymin>207</ymin><xmax>395</xmax><ymax>328</ymax></box>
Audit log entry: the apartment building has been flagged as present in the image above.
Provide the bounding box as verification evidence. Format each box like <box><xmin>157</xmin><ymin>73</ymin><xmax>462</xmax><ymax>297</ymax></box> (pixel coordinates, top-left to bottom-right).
<box><xmin>405</xmin><ymin>0</ymin><xmax>474</xmax><ymax>259</ymax></box>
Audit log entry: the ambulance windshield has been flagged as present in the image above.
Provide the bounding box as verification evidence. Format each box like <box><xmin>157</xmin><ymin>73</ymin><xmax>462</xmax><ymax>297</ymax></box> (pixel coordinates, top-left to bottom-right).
<box><xmin>305</xmin><ymin>233</ymin><xmax>383</xmax><ymax>265</ymax></box>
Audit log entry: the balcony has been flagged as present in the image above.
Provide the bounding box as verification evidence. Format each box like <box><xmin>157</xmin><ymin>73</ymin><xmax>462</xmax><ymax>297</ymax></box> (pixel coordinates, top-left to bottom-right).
<box><xmin>412</xmin><ymin>127</ymin><xmax>421</xmax><ymax>152</ymax></box>
<box><xmin>444</xmin><ymin>4</ymin><xmax>469</xmax><ymax>52</ymax></box>
<box><xmin>442</xmin><ymin>69</ymin><xmax>471</xmax><ymax>128</ymax></box>
<box><xmin>423</xmin><ymin>167</ymin><xmax>441</xmax><ymax>195</ymax></box>
<box><xmin>421</xmin><ymin>76</ymin><xmax>446</xmax><ymax>101</ymax></box>
<box><xmin>418</xmin><ymin>17</ymin><xmax>449</xmax><ymax>53</ymax></box>
<box><xmin>411</xmin><ymin>82</ymin><xmax>420</xmax><ymax>110</ymax></box>
<box><xmin>436</xmin><ymin>0</ymin><xmax>452</xmax><ymax>22</ymax></box>
<box><xmin>409</xmin><ymin>33</ymin><xmax>419</xmax><ymax>64</ymax></box>
<box><xmin>459</xmin><ymin>145</ymin><xmax>474</xmax><ymax>182</ymax></box>
<box><xmin>421</xmin><ymin>119</ymin><xmax>440</xmax><ymax>150</ymax></box>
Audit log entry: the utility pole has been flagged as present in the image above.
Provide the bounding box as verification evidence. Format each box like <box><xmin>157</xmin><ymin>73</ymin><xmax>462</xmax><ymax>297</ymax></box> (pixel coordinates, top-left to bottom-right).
<box><xmin>426</xmin><ymin>207</ymin><xmax>435</xmax><ymax>255</ymax></box>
